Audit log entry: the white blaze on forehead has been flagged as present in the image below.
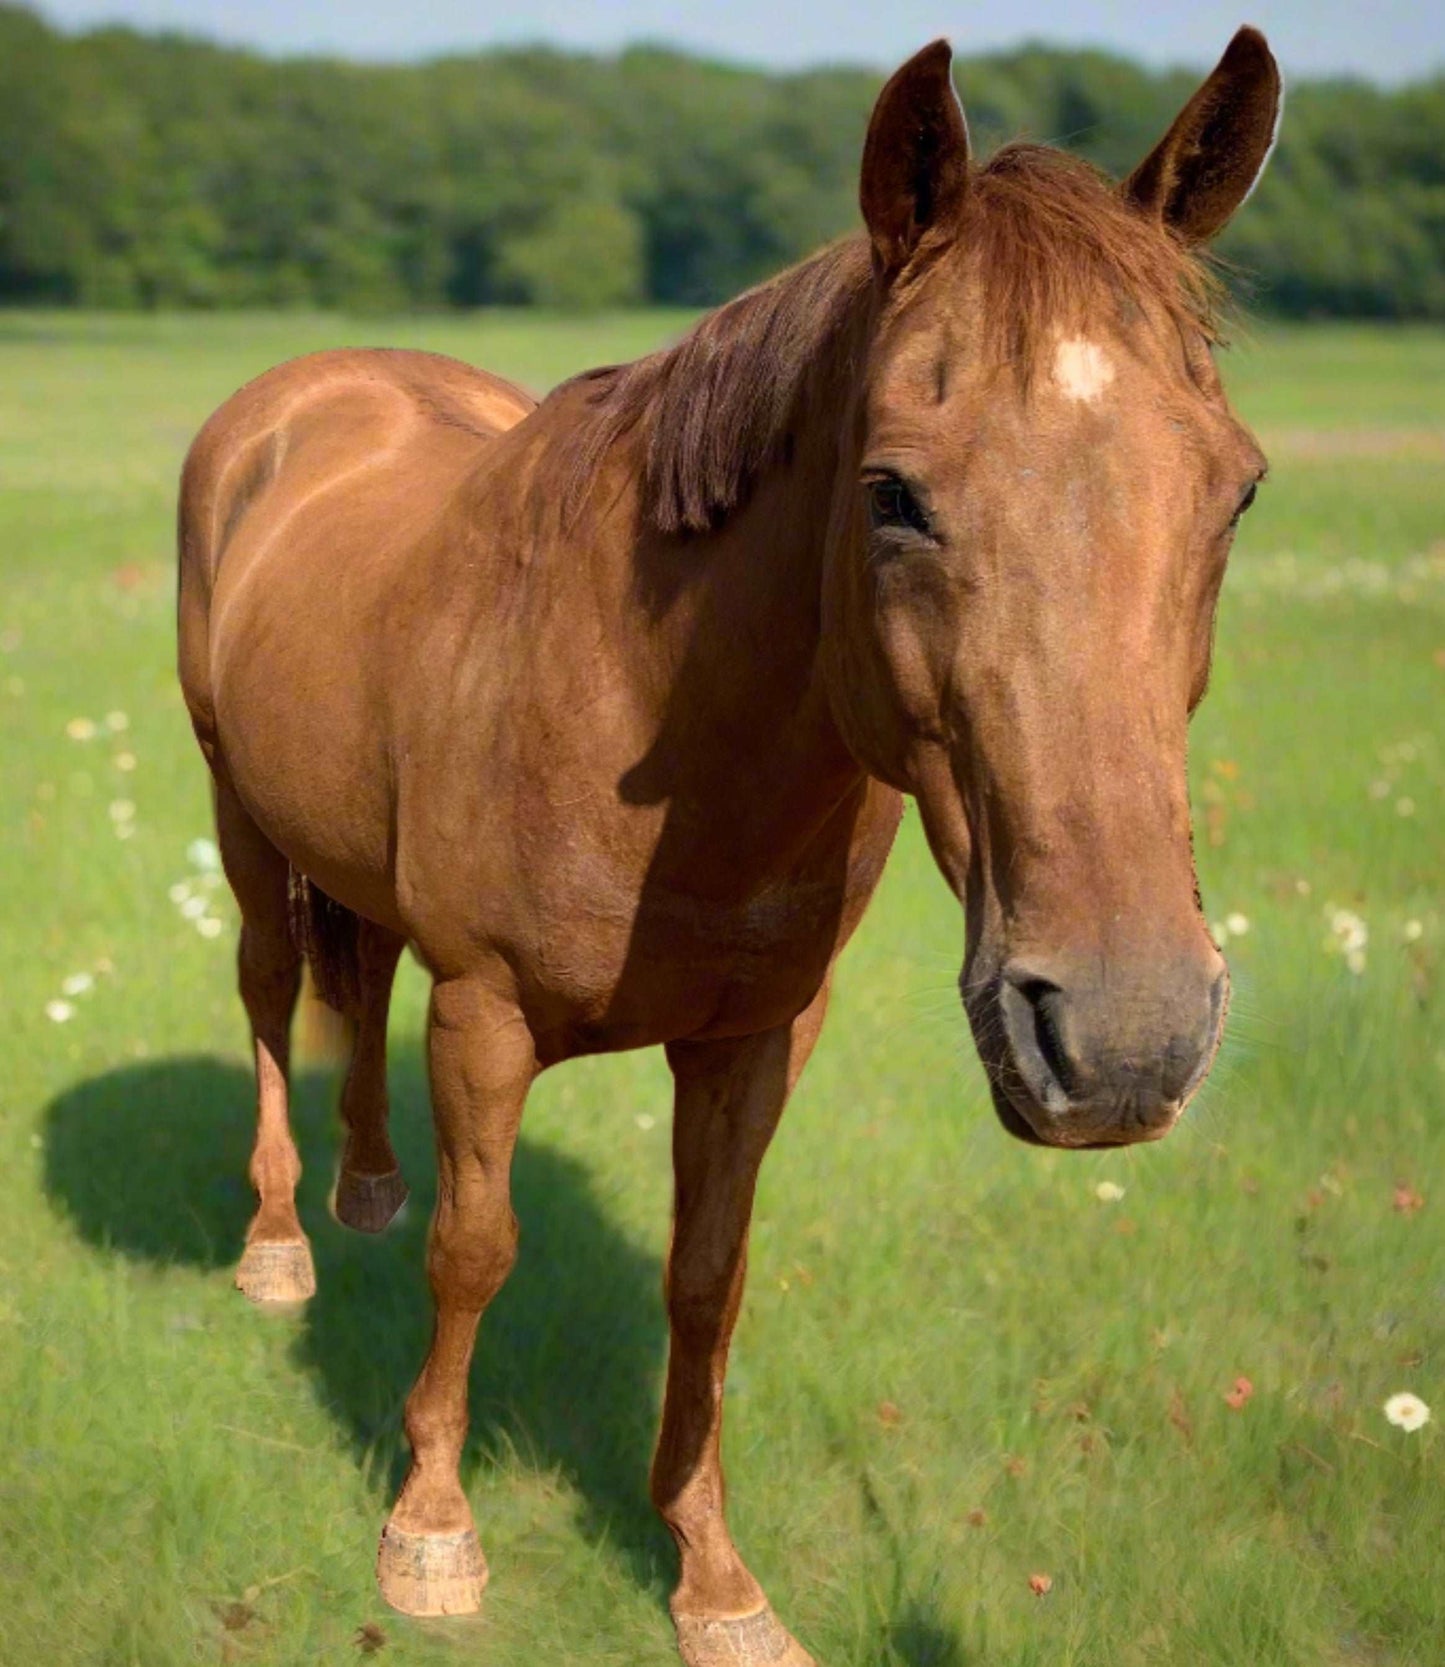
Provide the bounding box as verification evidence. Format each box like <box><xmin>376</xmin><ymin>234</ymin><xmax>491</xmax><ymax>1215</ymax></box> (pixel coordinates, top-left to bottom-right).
<box><xmin>1052</xmin><ymin>335</ymin><xmax>1116</xmax><ymax>403</ymax></box>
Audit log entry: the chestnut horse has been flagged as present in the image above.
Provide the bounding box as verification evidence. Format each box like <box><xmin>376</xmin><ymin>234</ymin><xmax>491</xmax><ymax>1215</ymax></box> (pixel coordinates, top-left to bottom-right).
<box><xmin>178</xmin><ymin>31</ymin><xmax>1280</xmax><ymax>1666</ymax></box>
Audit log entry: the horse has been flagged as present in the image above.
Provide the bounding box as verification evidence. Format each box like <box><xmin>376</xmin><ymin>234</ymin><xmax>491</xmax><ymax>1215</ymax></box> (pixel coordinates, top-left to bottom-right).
<box><xmin>177</xmin><ymin>29</ymin><xmax>1280</xmax><ymax>1665</ymax></box>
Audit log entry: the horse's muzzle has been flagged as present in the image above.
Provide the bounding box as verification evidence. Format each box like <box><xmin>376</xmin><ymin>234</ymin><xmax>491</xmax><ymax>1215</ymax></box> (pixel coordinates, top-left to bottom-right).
<box><xmin>972</xmin><ymin>955</ymin><xmax>1229</xmax><ymax>1148</ymax></box>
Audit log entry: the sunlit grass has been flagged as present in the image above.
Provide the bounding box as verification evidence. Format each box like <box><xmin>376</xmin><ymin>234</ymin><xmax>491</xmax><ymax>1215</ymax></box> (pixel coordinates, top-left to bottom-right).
<box><xmin>0</xmin><ymin>315</ymin><xmax>1440</xmax><ymax>1666</ymax></box>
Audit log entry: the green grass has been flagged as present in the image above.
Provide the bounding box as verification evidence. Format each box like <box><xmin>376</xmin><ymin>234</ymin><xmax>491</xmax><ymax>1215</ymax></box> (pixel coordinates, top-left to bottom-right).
<box><xmin>1</xmin><ymin>311</ymin><xmax>1441</xmax><ymax>1667</ymax></box>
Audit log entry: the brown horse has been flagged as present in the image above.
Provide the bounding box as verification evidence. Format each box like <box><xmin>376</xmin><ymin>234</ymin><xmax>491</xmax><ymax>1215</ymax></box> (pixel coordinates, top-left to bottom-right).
<box><xmin>178</xmin><ymin>30</ymin><xmax>1280</xmax><ymax>1665</ymax></box>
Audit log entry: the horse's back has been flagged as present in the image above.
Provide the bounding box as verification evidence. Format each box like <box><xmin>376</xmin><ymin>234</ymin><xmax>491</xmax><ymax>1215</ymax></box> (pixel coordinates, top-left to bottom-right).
<box><xmin>179</xmin><ymin>347</ymin><xmax>533</xmax><ymax>702</ymax></box>
<box><xmin>181</xmin><ymin>347</ymin><xmax>534</xmax><ymax>584</ymax></box>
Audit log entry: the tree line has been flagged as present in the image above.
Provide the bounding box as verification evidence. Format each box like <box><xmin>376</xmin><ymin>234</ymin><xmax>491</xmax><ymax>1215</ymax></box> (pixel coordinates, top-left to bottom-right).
<box><xmin>1</xmin><ymin>3</ymin><xmax>1441</xmax><ymax>317</ymax></box>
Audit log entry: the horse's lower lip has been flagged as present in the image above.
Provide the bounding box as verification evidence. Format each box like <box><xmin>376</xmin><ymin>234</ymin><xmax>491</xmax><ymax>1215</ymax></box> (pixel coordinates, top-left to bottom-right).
<box><xmin>989</xmin><ymin>1080</ymin><xmax>1182</xmax><ymax>1149</ymax></box>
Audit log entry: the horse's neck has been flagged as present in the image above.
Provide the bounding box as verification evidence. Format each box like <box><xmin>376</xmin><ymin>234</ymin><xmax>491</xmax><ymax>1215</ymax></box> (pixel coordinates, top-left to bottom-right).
<box><xmin>583</xmin><ymin>374</ymin><xmax>865</xmax><ymax>833</ymax></box>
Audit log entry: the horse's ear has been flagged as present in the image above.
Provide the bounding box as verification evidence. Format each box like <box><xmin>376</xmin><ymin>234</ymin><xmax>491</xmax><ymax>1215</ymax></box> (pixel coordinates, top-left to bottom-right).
<box><xmin>1123</xmin><ymin>27</ymin><xmax>1281</xmax><ymax>244</ymax></box>
<box><xmin>860</xmin><ymin>40</ymin><xmax>970</xmax><ymax>276</ymax></box>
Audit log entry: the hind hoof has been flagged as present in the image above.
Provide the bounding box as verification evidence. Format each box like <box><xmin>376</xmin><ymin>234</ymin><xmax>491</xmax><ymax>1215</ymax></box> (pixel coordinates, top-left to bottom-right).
<box><xmin>673</xmin><ymin>1606</ymin><xmax>816</xmax><ymax>1667</ymax></box>
<box><xmin>334</xmin><ymin>1167</ymin><xmax>409</xmax><ymax>1234</ymax></box>
<box><xmin>377</xmin><ymin>1522</ymin><xmax>487</xmax><ymax>1617</ymax></box>
<box><xmin>235</xmin><ymin>1238</ymin><xmax>316</xmax><ymax>1305</ymax></box>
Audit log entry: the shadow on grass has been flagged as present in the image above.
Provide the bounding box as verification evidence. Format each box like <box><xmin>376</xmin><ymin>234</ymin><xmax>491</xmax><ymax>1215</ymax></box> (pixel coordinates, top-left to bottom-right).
<box><xmin>41</xmin><ymin>1049</ymin><xmax>672</xmax><ymax>1596</ymax></box>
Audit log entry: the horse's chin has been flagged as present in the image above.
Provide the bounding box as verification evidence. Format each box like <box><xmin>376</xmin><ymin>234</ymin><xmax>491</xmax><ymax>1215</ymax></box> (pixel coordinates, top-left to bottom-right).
<box><xmin>986</xmin><ymin>1081</ymin><xmax>1052</xmax><ymax>1146</ymax></box>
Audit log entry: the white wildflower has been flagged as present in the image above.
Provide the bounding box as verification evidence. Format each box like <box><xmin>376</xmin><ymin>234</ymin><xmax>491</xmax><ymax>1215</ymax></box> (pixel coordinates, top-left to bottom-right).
<box><xmin>1383</xmin><ymin>1392</ymin><xmax>1431</xmax><ymax>1433</ymax></box>
<box><xmin>168</xmin><ymin>882</ymin><xmax>191</xmax><ymax>904</ymax></box>
<box><xmin>1403</xmin><ymin>919</ymin><xmax>1423</xmax><ymax>942</ymax></box>
<box><xmin>65</xmin><ymin>717</ymin><xmax>96</xmax><ymax>741</ymax></box>
<box><xmin>108</xmin><ymin>799</ymin><xmax>135</xmax><ymax>823</ymax></box>
<box><xmin>115</xmin><ymin>752</ymin><xmax>136</xmax><ymax>772</ymax></box>
<box><xmin>45</xmin><ymin>1000</ymin><xmax>75</xmax><ymax>1023</ymax></box>
<box><xmin>1225</xmin><ymin>912</ymin><xmax>1250</xmax><ymax>937</ymax></box>
<box><xmin>1095</xmin><ymin>1181</ymin><xmax>1126</xmax><ymax>1203</ymax></box>
<box><xmin>634</xmin><ymin>1113</ymin><xmax>656</xmax><ymax>1131</ymax></box>
<box><xmin>104</xmin><ymin>710</ymin><xmax>129</xmax><ymax>732</ymax></box>
<box><xmin>60</xmin><ymin>972</ymin><xmax>94</xmax><ymax>997</ymax></box>
<box><xmin>1328</xmin><ymin>909</ymin><xmax>1368</xmax><ymax>955</ymax></box>
<box><xmin>187</xmin><ymin>837</ymin><xmax>221</xmax><ymax>872</ymax></box>
<box><xmin>196</xmin><ymin>916</ymin><xmax>224</xmax><ymax>939</ymax></box>
<box><xmin>180</xmin><ymin>895</ymin><xmax>208</xmax><ymax>920</ymax></box>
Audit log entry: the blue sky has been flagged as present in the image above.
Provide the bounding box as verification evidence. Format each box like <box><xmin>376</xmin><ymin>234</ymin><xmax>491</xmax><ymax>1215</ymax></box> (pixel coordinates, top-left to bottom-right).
<box><xmin>35</xmin><ymin>0</ymin><xmax>1445</xmax><ymax>84</ymax></box>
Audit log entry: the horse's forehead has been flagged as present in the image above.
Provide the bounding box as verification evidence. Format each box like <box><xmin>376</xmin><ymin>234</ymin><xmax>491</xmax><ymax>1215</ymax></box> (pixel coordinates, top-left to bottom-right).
<box><xmin>1050</xmin><ymin>335</ymin><xmax>1117</xmax><ymax>404</ymax></box>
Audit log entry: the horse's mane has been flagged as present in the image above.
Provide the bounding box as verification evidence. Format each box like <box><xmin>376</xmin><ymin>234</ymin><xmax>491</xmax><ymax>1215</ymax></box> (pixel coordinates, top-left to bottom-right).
<box><xmin>558</xmin><ymin>143</ymin><xmax>1222</xmax><ymax>537</ymax></box>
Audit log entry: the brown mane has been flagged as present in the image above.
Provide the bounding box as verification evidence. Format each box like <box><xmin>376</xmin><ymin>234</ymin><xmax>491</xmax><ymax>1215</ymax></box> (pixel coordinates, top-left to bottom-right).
<box><xmin>558</xmin><ymin>143</ymin><xmax>1222</xmax><ymax>537</ymax></box>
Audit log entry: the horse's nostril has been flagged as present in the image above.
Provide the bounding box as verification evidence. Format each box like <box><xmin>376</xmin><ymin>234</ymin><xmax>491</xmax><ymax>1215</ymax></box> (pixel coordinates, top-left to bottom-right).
<box><xmin>999</xmin><ymin>968</ymin><xmax>1076</xmax><ymax>1115</ymax></box>
<box><xmin>1016</xmin><ymin>979</ymin><xmax>1076</xmax><ymax>1098</ymax></box>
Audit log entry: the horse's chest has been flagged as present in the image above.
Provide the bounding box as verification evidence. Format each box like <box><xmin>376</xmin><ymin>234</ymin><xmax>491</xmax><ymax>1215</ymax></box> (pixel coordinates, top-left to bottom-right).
<box><xmin>522</xmin><ymin>788</ymin><xmax>900</xmax><ymax>1060</ymax></box>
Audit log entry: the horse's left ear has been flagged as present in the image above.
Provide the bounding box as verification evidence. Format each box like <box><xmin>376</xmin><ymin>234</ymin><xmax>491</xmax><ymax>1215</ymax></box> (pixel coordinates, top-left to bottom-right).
<box><xmin>1123</xmin><ymin>26</ymin><xmax>1282</xmax><ymax>244</ymax></box>
<box><xmin>860</xmin><ymin>40</ymin><xmax>970</xmax><ymax>276</ymax></box>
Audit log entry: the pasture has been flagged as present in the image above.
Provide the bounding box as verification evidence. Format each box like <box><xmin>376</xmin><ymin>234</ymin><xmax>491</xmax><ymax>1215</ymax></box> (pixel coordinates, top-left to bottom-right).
<box><xmin>1</xmin><ymin>311</ymin><xmax>1440</xmax><ymax>1665</ymax></box>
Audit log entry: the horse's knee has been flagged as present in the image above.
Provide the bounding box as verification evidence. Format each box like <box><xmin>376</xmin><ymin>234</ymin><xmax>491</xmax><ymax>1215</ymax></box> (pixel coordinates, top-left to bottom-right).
<box><xmin>429</xmin><ymin>1196</ymin><xmax>518</xmax><ymax>1311</ymax></box>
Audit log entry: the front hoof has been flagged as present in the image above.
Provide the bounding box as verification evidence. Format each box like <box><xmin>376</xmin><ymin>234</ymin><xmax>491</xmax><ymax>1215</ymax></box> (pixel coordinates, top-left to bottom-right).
<box><xmin>334</xmin><ymin>1167</ymin><xmax>409</xmax><ymax>1234</ymax></box>
<box><xmin>234</xmin><ymin>1238</ymin><xmax>316</xmax><ymax>1305</ymax></box>
<box><xmin>377</xmin><ymin>1522</ymin><xmax>487</xmax><ymax>1617</ymax></box>
<box><xmin>673</xmin><ymin>1606</ymin><xmax>816</xmax><ymax>1667</ymax></box>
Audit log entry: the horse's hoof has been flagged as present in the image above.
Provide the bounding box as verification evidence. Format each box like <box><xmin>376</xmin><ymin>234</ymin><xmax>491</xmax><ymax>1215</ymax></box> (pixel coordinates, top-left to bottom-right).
<box><xmin>673</xmin><ymin>1605</ymin><xmax>816</xmax><ymax>1667</ymax></box>
<box><xmin>334</xmin><ymin>1167</ymin><xmax>409</xmax><ymax>1234</ymax></box>
<box><xmin>376</xmin><ymin>1522</ymin><xmax>487</xmax><ymax>1617</ymax></box>
<box><xmin>234</xmin><ymin>1238</ymin><xmax>316</xmax><ymax>1305</ymax></box>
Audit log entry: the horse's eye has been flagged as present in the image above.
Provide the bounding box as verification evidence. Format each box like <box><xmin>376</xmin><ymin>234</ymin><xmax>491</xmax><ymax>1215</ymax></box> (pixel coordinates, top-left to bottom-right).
<box><xmin>865</xmin><ymin>474</ymin><xmax>932</xmax><ymax>537</ymax></box>
<box><xmin>1230</xmin><ymin>480</ymin><xmax>1260</xmax><ymax>527</ymax></box>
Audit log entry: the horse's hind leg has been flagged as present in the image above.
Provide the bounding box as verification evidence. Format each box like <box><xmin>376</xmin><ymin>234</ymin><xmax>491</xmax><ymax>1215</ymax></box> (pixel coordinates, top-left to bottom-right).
<box><xmin>333</xmin><ymin>921</ymin><xmax>409</xmax><ymax>1233</ymax></box>
<box><xmin>654</xmin><ymin>982</ymin><xmax>831</xmax><ymax>1667</ymax></box>
<box><xmin>215</xmin><ymin>776</ymin><xmax>316</xmax><ymax>1305</ymax></box>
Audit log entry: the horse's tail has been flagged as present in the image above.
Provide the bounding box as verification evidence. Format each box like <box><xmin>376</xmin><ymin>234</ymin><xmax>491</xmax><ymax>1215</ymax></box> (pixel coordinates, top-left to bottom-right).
<box><xmin>287</xmin><ymin>870</ymin><xmax>361</xmax><ymax>1014</ymax></box>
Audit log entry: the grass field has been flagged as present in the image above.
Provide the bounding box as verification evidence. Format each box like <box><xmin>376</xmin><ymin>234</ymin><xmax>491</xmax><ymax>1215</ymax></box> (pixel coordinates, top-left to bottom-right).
<box><xmin>1</xmin><ymin>310</ymin><xmax>1441</xmax><ymax>1667</ymax></box>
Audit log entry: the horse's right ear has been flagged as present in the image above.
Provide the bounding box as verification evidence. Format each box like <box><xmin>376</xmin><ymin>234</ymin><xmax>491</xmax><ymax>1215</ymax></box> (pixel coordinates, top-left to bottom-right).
<box><xmin>860</xmin><ymin>40</ymin><xmax>970</xmax><ymax>277</ymax></box>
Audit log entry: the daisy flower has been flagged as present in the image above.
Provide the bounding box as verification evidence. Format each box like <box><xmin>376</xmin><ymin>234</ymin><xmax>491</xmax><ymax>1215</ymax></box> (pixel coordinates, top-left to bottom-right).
<box><xmin>1383</xmin><ymin>1393</ymin><xmax>1430</xmax><ymax>1433</ymax></box>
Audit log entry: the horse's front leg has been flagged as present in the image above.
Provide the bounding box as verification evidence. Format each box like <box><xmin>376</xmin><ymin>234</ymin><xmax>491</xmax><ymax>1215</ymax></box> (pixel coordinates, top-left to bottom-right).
<box><xmin>376</xmin><ymin>974</ymin><xmax>535</xmax><ymax>1617</ymax></box>
<box><xmin>656</xmin><ymin>982</ymin><xmax>831</xmax><ymax>1667</ymax></box>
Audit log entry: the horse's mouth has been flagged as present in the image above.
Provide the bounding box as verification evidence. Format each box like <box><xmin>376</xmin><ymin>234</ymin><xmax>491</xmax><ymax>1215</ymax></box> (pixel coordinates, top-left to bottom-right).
<box><xmin>986</xmin><ymin>1075</ymin><xmax>1184</xmax><ymax>1150</ymax></box>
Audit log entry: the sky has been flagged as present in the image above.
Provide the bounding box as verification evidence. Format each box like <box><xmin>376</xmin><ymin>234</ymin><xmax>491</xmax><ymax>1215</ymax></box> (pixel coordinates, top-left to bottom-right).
<box><xmin>34</xmin><ymin>0</ymin><xmax>1445</xmax><ymax>85</ymax></box>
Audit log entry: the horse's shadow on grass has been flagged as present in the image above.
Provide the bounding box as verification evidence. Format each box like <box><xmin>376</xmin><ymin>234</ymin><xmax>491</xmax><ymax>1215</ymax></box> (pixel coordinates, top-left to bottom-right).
<box><xmin>41</xmin><ymin>1049</ymin><xmax>673</xmax><ymax>1596</ymax></box>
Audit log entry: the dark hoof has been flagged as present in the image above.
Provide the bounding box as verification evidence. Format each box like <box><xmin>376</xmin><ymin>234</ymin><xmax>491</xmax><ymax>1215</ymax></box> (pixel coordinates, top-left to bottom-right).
<box><xmin>333</xmin><ymin>1167</ymin><xmax>409</xmax><ymax>1234</ymax></box>
<box><xmin>376</xmin><ymin>1522</ymin><xmax>487</xmax><ymax>1616</ymax></box>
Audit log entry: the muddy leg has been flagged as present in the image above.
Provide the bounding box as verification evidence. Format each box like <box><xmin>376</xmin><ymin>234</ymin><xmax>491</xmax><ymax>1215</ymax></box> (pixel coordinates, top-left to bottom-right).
<box><xmin>215</xmin><ymin>778</ymin><xmax>315</xmax><ymax>1306</ymax></box>
<box><xmin>376</xmin><ymin>975</ymin><xmax>535</xmax><ymax>1617</ymax></box>
<box><xmin>333</xmin><ymin>921</ymin><xmax>410</xmax><ymax>1233</ymax></box>
<box><xmin>655</xmin><ymin>984</ymin><xmax>831</xmax><ymax>1667</ymax></box>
